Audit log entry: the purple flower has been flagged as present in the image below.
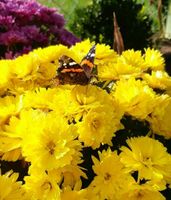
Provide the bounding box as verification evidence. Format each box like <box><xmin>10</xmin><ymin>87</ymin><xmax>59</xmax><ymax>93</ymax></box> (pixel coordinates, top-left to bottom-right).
<box><xmin>58</xmin><ymin>29</ymin><xmax>81</xmax><ymax>47</ymax></box>
<box><xmin>0</xmin><ymin>30</ymin><xmax>28</xmax><ymax>46</ymax></box>
<box><xmin>0</xmin><ymin>0</ymin><xmax>80</xmax><ymax>59</ymax></box>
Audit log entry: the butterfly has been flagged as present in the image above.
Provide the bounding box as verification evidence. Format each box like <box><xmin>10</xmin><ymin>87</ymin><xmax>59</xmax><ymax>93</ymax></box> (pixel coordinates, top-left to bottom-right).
<box><xmin>57</xmin><ymin>44</ymin><xmax>96</xmax><ymax>85</ymax></box>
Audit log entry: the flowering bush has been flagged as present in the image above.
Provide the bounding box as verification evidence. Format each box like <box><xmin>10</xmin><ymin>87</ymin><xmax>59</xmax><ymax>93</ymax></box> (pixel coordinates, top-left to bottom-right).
<box><xmin>0</xmin><ymin>0</ymin><xmax>80</xmax><ymax>59</ymax></box>
<box><xmin>0</xmin><ymin>39</ymin><xmax>171</xmax><ymax>199</ymax></box>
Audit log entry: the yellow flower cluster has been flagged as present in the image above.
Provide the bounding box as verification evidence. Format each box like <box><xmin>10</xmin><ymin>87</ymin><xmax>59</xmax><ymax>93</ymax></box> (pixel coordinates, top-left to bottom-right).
<box><xmin>0</xmin><ymin>39</ymin><xmax>171</xmax><ymax>200</ymax></box>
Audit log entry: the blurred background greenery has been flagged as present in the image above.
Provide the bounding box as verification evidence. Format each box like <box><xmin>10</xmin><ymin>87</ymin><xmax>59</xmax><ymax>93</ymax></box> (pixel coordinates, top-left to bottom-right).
<box><xmin>37</xmin><ymin>0</ymin><xmax>92</xmax><ymax>26</ymax></box>
<box><xmin>37</xmin><ymin>0</ymin><xmax>170</xmax><ymax>50</ymax></box>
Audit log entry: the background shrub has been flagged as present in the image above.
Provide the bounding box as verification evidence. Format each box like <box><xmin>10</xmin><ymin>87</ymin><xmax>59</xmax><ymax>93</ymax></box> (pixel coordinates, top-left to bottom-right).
<box><xmin>69</xmin><ymin>0</ymin><xmax>153</xmax><ymax>50</ymax></box>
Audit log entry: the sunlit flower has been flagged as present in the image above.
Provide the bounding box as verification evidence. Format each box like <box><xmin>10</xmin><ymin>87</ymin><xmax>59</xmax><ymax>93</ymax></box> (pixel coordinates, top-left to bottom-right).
<box><xmin>0</xmin><ymin>60</ymin><xmax>11</xmax><ymax>92</ymax></box>
<box><xmin>3</xmin><ymin>109</ymin><xmax>47</xmax><ymax>161</ymax></box>
<box><xmin>0</xmin><ymin>95</ymin><xmax>23</xmax><ymax>126</ymax></box>
<box><xmin>117</xmin><ymin>49</ymin><xmax>147</xmax><ymax>70</ymax></box>
<box><xmin>113</xmin><ymin>62</ymin><xmax>142</xmax><ymax>79</ymax></box>
<box><xmin>142</xmin><ymin>70</ymin><xmax>171</xmax><ymax>90</ymax></box>
<box><xmin>21</xmin><ymin>111</ymin><xmax>81</xmax><ymax>170</ymax></box>
<box><xmin>24</xmin><ymin>169</ymin><xmax>61</xmax><ymax>200</ymax></box>
<box><xmin>99</xmin><ymin>49</ymin><xmax>146</xmax><ymax>81</ymax></box>
<box><xmin>95</xmin><ymin>43</ymin><xmax>118</xmax><ymax>65</ymax></box>
<box><xmin>120</xmin><ymin>136</ymin><xmax>171</xmax><ymax>185</ymax></box>
<box><xmin>70</xmin><ymin>39</ymin><xmax>94</xmax><ymax>63</ymax></box>
<box><xmin>61</xmin><ymin>187</ymin><xmax>87</xmax><ymax>200</ymax></box>
<box><xmin>0</xmin><ymin>40</ymin><xmax>170</xmax><ymax>199</ymax></box>
<box><xmin>144</xmin><ymin>48</ymin><xmax>165</xmax><ymax>71</ymax></box>
<box><xmin>23</xmin><ymin>86</ymin><xmax>73</xmax><ymax>116</ymax></box>
<box><xmin>56</xmin><ymin>163</ymin><xmax>86</xmax><ymax>189</ymax></box>
<box><xmin>89</xmin><ymin>148</ymin><xmax>134</xmax><ymax>199</ymax></box>
<box><xmin>78</xmin><ymin>106</ymin><xmax>123</xmax><ymax>148</ymax></box>
<box><xmin>32</xmin><ymin>44</ymin><xmax>69</xmax><ymax>64</ymax></box>
<box><xmin>68</xmin><ymin>85</ymin><xmax>118</xmax><ymax>121</ymax></box>
<box><xmin>147</xmin><ymin>95</ymin><xmax>171</xmax><ymax>139</ymax></box>
<box><xmin>97</xmin><ymin>63</ymin><xmax>118</xmax><ymax>81</ymax></box>
<box><xmin>11</xmin><ymin>54</ymin><xmax>40</xmax><ymax>79</ymax></box>
<box><xmin>49</xmin><ymin>148</ymin><xmax>85</xmax><ymax>190</ymax></box>
<box><xmin>0</xmin><ymin>170</ymin><xmax>29</xmax><ymax>200</ymax></box>
<box><xmin>70</xmin><ymin>39</ymin><xmax>118</xmax><ymax>67</ymax></box>
<box><xmin>120</xmin><ymin>181</ymin><xmax>165</xmax><ymax>200</ymax></box>
<box><xmin>112</xmin><ymin>78</ymin><xmax>157</xmax><ymax>119</ymax></box>
<box><xmin>0</xmin><ymin>132</ymin><xmax>21</xmax><ymax>161</ymax></box>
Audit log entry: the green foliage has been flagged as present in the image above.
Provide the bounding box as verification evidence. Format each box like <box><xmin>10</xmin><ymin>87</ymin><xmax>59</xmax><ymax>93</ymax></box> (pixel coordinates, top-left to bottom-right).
<box><xmin>37</xmin><ymin>0</ymin><xmax>92</xmax><ymax>28</ymax></box>
<box><xmin>69</xmin><ymin>0</ymin><xmax>154</xmax><ymax>50</ymax></box>
<box><xmin>37</xmin><ymin>0</ymin><xmax>56</xmax><ymax>7</ymax></box>
<box><xmin>137</xmin><ymin>0</ymin><xmax>169</xmax><ymax>32</ymax></box>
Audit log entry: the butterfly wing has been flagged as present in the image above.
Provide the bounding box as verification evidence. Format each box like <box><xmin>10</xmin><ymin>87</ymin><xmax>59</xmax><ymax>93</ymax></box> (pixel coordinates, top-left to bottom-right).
<box><xmin>57</xmin><ymin>55</ymin><xmax>89</xmax><ymax>85</ymax></box>
<box><xmin>57</xmin><ymin>45</ymin><xmax>96</xmax><ymax>85</ymax></box>
<box><xmin>80</xmin><ymin>44</ymin><xmax>96</xmax><ymax>78</ymax></box>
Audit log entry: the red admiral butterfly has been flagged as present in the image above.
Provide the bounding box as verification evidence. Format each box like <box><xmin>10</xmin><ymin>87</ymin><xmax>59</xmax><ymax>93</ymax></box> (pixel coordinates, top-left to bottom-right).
<box><xmin>57</xmin><ymin>44</ymin><xmax>96</xmax><ymax>85</ymax></box>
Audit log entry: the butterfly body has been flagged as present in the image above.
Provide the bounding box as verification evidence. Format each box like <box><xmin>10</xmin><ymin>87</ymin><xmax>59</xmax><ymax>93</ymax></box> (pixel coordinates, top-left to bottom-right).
<box><xmin>57</xmin><ymin>45</ymin><xmax>96</xmax><ymax>85</ymax></box>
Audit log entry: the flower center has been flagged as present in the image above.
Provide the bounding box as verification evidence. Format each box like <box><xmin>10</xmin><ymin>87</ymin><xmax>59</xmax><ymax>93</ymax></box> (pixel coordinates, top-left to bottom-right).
<box><xmin>104</xmin><ymin>172</ymin><xmax>111</xmax><ymax>181</ymax></box>
<box><xmin>91</xmin><ymin>119</ymin><xmax>100</xmax><ymax>130</ymax></box>
<box><xmin>46</xmin><ymin>141</ymin><xmax>56</xmax><ymax>155</ymax></box>
<box><xmin>142</xmin><ymin>156</ymin><xmax>152</xmax><ymax>167</ymax></box>
<box><xmin>136</xmin><ymin>191</ymin><xmax>143</xmax><ymax>198</ymax></box>
<box><xmin>41</xmin><ymin>181</ymin><xmax>52</xmax><ymax>191</ymax></box>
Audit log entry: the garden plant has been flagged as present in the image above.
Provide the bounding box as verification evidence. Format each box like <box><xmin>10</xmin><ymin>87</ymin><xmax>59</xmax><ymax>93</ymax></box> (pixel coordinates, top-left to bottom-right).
<box><xmin>0</xmin><ymin>0</ymin><xmax>171</xmax><ymax>200</ymax></box>
<box><xmin>0</xmin><ymin>39</ymin><xmax>171</xmax><ymax>199</ymax></box>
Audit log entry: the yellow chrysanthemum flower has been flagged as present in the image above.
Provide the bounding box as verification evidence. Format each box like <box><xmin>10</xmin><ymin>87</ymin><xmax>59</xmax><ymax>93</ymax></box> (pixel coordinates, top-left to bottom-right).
<box><xmin>89</xmin><ymin>149</ymin><xmax>134</xmax><ymax>200</ymax></box>
<box><xmin>120</xmin><ymin>182</ymin><xmax>165</xmax><ymax>200</ymax></box>
<box><xmin>8</xmin><ymin>79</ymin><xmax>37</xmax><ymax>95</ymax></box>
<box><xmin>98</xmin><ymin>62</ymin><xmax>141</xmax><ymax>81</ymax></box>
<box><xmin>97</xmin><ymin>63</ymin><xmax>118</xmax><ymax>81</ymax></box>
<box><xmin>147</xmin><ymin>95</ymin><xmax>171</xmax><ymax>139</ymax></box>
<box><xmin>0</xmin><ymin>95</ymin><xmax>23</xmax><ymax>126</ymax></box>
<box><xmin>0</xmin><ymin>60</ymin><xmax>11</xmax><ymax>93</ymax></box>
<box><xmin>36</xmin><ymin>62</ymin><xmax>57</xmax><ymax>81</ymax></box>
<box><xmin>117</xmin><ymin>49</ymin><xmax>147</xmax><ymax>70</ymax></box>
<box><xmin>144</xmin><ymin>48</ymin><xmax>165</xmax><ymax>71</ymax></box>
<box><xmin>5</xmin><ymin>108</ymin><xmax>46</xmax><ymax>139</ymax></box>
<box><xmin>120</xmin><ymin>136</ymin><xmax>171</xmax><ymax>185</ymax></box>
<box><xmin>11</xmin><ymin>54</ymin><xmax>40</xmax><ymax>79</ymax></box>
<box><xmin>32</xmin><ymin>44</ymin><xmax>69</xmax><ymax>64</ymax></box>
<box><xmin>0</xmin><ymin>132</ymin><xmax>21</xmax><ymax>161</ymax></box>
<box><xmin>68</xmin><ymin>85</ymin><xmax>122</xmax><ymax>121</ymax></box>
<box><xmin>24</xmin><ymin>169</ymin><xmax>60</xmax><ymax>200</ymax></box>
<box><xmin>20</xmin><ymin>111</ymin><xmax>81</xmax><ymax>170</ymax></box>
<box><xmin>70</xmin><ymin>39</ymin><xmax>94</xmax><ymax>63</ymax></box>
<box><xmin>23</xmin><ymin>87</ymin><xmax>58</xmax><ymax>111</ymax></box>
<box><xmin>0</xmin><ymin>170</ymin><xmax>29</xmax><ymax>200</ymax></box>
<box><xmin>95</xmin><ymin>43</ymin><xmax>118</xmax><ymax>65</ymax></box>
<box><xmin>70</xmin><ymin>39</ymin><xmax>118</xmax><ymax>66</ymax></box>
<box><xmin>78</xmin><ymin>106</ymin><xmax>123</xmax><ymax>148</ymax></box>
<box><xmin>23</xmin><ymin>85</ymin><xmax>74</xmax><ymax>118</ymax></box>
<box><xmin>3</xmin><ymin>109</ymin><xmax>47</xmax><ymax>161</ymax></box>
<box><xmin>35</xmin><ymin>46</ymin><xmax>71</xmax><ymax>83</ymax></box>
<box><xmin>48</xmin><ymin>148</ymin><xmax>85</xmax><ymax>189</ymax></box>
<box><xmin>0</xmin><ymin>45</ymin><xmax>71</xmax><ymax>95</ymax></box>
<box><xmin>142</xmin><ymin>70</ymin><xmax>171</xmax><ymax>90</ymax></box>
<box><xmin>61</xmin><ymin>187</ymin><xmax>87</xmax><ymax>200</ymax></box>
<box><xmin>112</xmin><ymin>78</ymin><xmax>157</xmax><ymax>119</ymax></box>
<box><xmin>0</xmin><ymin>40</ymin><xmax>171</xmax><ymax>199</ymax></box>
<box><xmin>113</xmin><ymin>63</ymin><xmax>142</xmax><ymax>79</ymax></box>
<box><xmin>54</xmin><ymin>164</ymin><xmax>85</xmax><ymax>189</ymax></box>
<box><xmin>100</xmin><ymin>49</ymin><xmax>146</xmax><ymax>81</ymax></box>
